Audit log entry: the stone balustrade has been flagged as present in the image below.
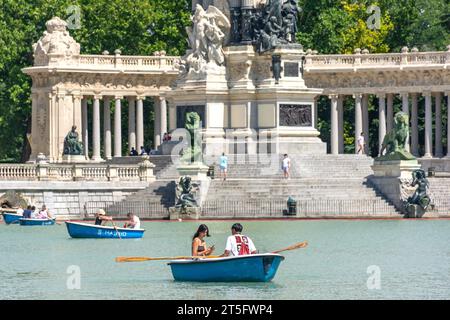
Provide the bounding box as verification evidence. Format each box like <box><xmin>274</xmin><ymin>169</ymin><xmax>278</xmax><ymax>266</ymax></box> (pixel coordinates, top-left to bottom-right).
<box><xmin>77</xmin><ymin>54</ymin><xmax>180</xmax><ymax>71</ymax></box>
<box><xmin>0</xmin><ymin>163</ymin><xmax>155</xmax><ymax>182</ymax></box>
<box><xmin>305</xmin><ymin>50</ymin><xmax>449</xmax><ymax>71</ymax></box>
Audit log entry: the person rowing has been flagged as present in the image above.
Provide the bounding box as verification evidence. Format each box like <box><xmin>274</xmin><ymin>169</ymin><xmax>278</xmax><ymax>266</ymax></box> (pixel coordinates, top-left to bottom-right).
<box><xmin>221</xmin><ymin>223</ymin><xmax>257</xmax><ymax>257</ymax></box>
<box><xmin>94</xmin><ymin>209</ymin><xmax>113</xmax><ymax>226</ymax></box>
<box><xmin>124</xmin><ymin>212</ymin><xmax>141</xmax><ymax>229</ymax></box>
<box><xmin>192</xmin><ymin>224</ymin><xmax>215</xmax><ymax>257</ymax></box>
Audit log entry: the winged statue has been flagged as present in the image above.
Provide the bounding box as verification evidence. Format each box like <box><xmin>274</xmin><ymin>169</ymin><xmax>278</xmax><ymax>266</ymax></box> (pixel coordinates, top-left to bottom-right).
<box><xmin>182</xmin><ymin>4</ymin><xmax>231</xmax><ymax>75</ymax></box>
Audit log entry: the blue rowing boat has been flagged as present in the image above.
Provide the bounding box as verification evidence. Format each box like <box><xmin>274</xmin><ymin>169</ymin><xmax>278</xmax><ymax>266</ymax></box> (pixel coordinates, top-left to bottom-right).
<box><xmin>168</xmin><ymin>253</ymin><xmax>285</xmax><ymax>282</ymax></box>
<box><xmin>19</xmin><ymin>218</ymin><xmax>56</xmax><ymax>226</ymax></box>
<box><xmin>1</xmin><ymin>212</ymin><xmax>22</xmax><ymax>224</ymax></box>
<box><xmin>65</xmin><ymin>221</ymin><xmax>145</xmax><ymax>239</ymax></box>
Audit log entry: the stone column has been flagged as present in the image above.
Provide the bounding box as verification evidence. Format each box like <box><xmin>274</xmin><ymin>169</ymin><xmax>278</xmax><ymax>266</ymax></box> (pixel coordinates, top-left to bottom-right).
<box><xmin>103</xmin><ymin>97</ymin><xmax>112</xmax><ymax>160</ymax></box>
<box><xmin>434</xmin><ymin>92</ymin><xmax>443</xmax><ymax>158</ymax></box>
<box><xmin>378</xmin><ymin>94</ymin><xmax>386</xmax><ymax>154</ymax></box>
<box><xmin>128</xmin><ymin>97</ymin><xmax>136</xmax><ymax>152</ymax></box>
<box><xmin>92</xmin><ymin>95</ymin><xmax>102</xmax><ymax>162</ymax></box>
<box><xmin>447</xmin><ymin>92</ymin><xmax>450</xmax><ymax>158</ymax></box>
<box><xmin>160</xmin><ymin>97</ymin><xmax>168</xmax><ymax>141</ymax></box>
<box><xmin>136</xmin><ymin>97</ymin><xmax>145</xmax><ymax>151</ymax></box>
<box><xmin>169</xmin><ymin>103</ymin><xmax>177</xmax><ymax>131</ymax></box>
<box><xmin>330</xmin><ymin>94</ymin><xmax>339</xmax><ymax>155</ymax></box>
<box><xmin>114</xmin><ymin>97</ymin><xmax>122</xmax><ymax>157</ymax></box>
<box><xmin>337</xmin><ymin>95</ymin><xmax>344</xmax><ymax>154</ymax></box>
<box><xmin>354</xmin><ymin>93</ymin><xmax>363</xmax><ymax>154</ymax></box>
<box><xmin>386</xmin><ymin>93</ymin><xmax>394</xmax><ymax>133</ymax></box>
<box><xmin>81</xmin><ymin>98</ymin><xmax>89</xmax><ymax>159</ymax></box>
<box><xmin>401</xmin><ymin>92</ymin><xmax>410</xmax><ymax>152</ymax></box>
<box><xmin>410</xmin><ymin>93</ymin><xmax>419</xmax><ymax>156</ymax></box>
<box><xmin>362</xmin><ymin>94</ymin><xmax>370</xmax><ymax>154</ymax></box>
<box><xmin>154</xmin><ymin>97</ymin><xmax>162</xmax><ymax>149</ymax></box>
<box><xmin>423</xmin><ymin>92</ymin><xmax>433</xmax><ymax>158</ymax></box>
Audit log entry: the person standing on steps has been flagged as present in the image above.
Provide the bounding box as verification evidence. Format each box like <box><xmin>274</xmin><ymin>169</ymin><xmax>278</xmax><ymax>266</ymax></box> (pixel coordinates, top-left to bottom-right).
<box><xmin>219</xmin><ymin>152</ymin><xmax>228</xmax><ymax>181</ymax></box>
<box><xmin>282</xmin><ymin>154</ymin><xmax>291</xmax><ymax>179</ymax></box>
<box><xmin>357</xmin><ymin>132</ymin><xmax>366</xmax><ymax>155</ymax></box>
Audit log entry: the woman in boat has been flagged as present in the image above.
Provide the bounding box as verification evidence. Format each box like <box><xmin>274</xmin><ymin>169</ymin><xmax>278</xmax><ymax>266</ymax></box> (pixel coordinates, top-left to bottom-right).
<box><xmin>192</xmin><ymin>224</ymin><xmax>215</xmax><ymax>257</ymax></box>
<box><xmin>37</xmin><ymin>205</ymin><xmax>53</xmax><ymax>219</ymax></box>
<box><xmin>94</xmin><ymin>209</ymin><xmax>113</xmax><ymax>226</ymax></box>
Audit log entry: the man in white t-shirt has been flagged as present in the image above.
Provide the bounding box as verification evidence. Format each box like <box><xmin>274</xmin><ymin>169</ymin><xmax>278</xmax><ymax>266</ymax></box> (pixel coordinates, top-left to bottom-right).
<box><xmin>357</xmin><ymin>132</ymin><xmax>365</xmax><ymax>155</ymax></box>
<box><xmin>282</xmin><ymin>154</ymin><xmax>291</xmax><ymax>179</ymax></box>
<box><xmin>125</xmin><ymin>212</ymin><xmax>141</xmax><ymax>229</ymax></box>
<box><xmin>221</xmin><ymin>223</ymin><xmax>257</xmax><ymax>257</ymax></box>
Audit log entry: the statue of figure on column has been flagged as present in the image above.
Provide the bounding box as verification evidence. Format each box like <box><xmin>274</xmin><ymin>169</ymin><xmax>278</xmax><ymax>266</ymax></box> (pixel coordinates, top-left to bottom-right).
<box><xmin>63</xmin><ymin>125</ymin><xmax>84</xmax><ymax>156</ymax></box>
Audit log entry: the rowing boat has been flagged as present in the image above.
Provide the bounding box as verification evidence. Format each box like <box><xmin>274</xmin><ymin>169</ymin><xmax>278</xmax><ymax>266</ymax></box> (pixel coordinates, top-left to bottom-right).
<box><xmin>19</xmin><ymin>218</ymin><xmax>56</xmax><ymax>226</ymax></box>
<box><xmin>1</xmin><ymin>212</ymin><xmax>23</xmax><ymax>224</ymax></box>
<box><xmin>168</xmin><ymin>253</ymin><xmax>284</xmax><ymax>282</ymax></box>
<box><xmin>65</xmin><ymin>221</ymin><xmax>145</xmax><ymax>239</ymax></box>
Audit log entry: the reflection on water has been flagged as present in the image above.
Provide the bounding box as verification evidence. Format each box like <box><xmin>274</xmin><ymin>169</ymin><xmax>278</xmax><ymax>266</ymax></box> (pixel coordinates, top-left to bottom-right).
<box><xmin>0</xmin><ymin>220</ymin><xmax>449</xmax><ymax>299</ymax></box>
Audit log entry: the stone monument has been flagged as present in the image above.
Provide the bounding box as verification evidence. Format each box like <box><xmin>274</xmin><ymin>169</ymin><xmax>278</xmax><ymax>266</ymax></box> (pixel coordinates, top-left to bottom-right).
<box><xmin>169</xmin><ymin>176</ymin><xmax>202</xmax><ymax>220</ymax></box>
<box><xmin>370</xmin><ymin>112</ymin><xmax>430</xmax><ymax>216</ymax></box>
<box><xmin>168</xmin><ymin>0</ymin><xmax>325</xmax><ymax>158</ymax></box>
<box><xmin>62</xmin><ymin>125</ymin><xmax>86</xmax><ymax>163</ymax></box>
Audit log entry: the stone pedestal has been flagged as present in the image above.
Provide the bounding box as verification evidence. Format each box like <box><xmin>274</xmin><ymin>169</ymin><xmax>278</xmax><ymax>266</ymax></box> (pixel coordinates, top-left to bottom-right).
<box><xmin>372</xmin><ymin>159</ymin><xmax>421</xmax><ymax>179</ymax></box>
<box><xmin>177</xmin><ymin>163</ymin><xmax>210</xmax><ymax>180</ymax></box>
<box><xmin>406</xmin><ymin>204</ymin><xmax>426</xmax><ymax>218</ymax></box>
<box><xmin>370</xmin><ymin>159</ymin><xmax>422</xmax><ymax>215</ymax></box>
<box><xmin>62</xmin><ymin>155</ymin><xmax>89</xmax><ymax>164</ymax></box>
<box><xmin>169</xmin><ymin>207</ymin><xmax>201</xmax><ymax>220</ymax></box>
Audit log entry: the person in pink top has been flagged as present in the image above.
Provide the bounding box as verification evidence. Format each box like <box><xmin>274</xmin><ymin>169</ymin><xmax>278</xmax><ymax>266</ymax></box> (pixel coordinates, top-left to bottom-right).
<box><xmin>37</xmin><ymin>205</ymin><xmax>53</xmax><ymax>219</ymax></box>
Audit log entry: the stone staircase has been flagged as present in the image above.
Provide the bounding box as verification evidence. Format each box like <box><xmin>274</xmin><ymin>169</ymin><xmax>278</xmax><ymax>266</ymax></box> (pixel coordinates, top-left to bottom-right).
<box><xmin>201</xmin><ymin>154</ymin><xmax>400</xmax><ymax>218</ymax></box>
<box><xmin>427</xmin><ymin>178</ymin><xmax>450</xmax><ymax>215</ymax></box>
<box><xmin>105</xmin><ymin>154</ymin><xmax>405</xmax><ymax>219</ymax></box>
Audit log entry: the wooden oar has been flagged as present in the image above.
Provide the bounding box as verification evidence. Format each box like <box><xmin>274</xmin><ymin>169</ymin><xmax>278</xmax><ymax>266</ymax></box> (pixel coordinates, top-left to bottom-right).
<box><xmin>116</xmin><ymin>241</ymin><xmax>308</xmax><ymax>263</ymax></box>
<box><xmin>271</xmin><ymin>241</ymin><xmax>308</xmax><ymax>254</ymax></box>
<box><xmin>116</xmin><ymin>255</ymin><xmax>221</xmax><ymax>263</ymax></box>
<box><xmin>111</xmin><ymin>220</ymin><xmax>122</xmax><ymax>240</ymax></box>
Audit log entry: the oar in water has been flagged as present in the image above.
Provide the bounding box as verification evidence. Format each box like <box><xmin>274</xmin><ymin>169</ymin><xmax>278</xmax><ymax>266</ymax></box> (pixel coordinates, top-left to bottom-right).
<box><xmin>115</xmin><ymin>241</ymin><xmax>308</xmax><ymax>263</ymax></box>
<box><xmin>116</xmin><ymin>255</ymin><xmax>221</xmax><ymax>263</ymax></box>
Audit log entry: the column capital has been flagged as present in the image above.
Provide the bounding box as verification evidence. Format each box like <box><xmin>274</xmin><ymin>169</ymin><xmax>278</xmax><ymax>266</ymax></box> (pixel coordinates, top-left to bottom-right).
<box><xmin>399</xmin><ymin>92</ymin><xmax>409</xmax><ymax>98</ymax></box>
<box><xmin>158</xmin><ymin>96</ymin><xmax>167</xmax><ymax>102</ymax></box>
<box><xmin>422</xmin><ymin>91</ymin><xmax>432</xmax><ymax>98</ymax></box>
<box><xmin>376</xmin><ymin>93</ymin><xmax>386</xmax><ymax>99</ymax></box>
<box><xmin>433</xmin><ymin>92</ymin><xmax>443</xmax><ymax>98</ymax></box>
<box><xmin>93</xmin><ymin>95</ymin><xmax>103</xmax><ymax>100</ymax></box>
<box><xmin>328</xmin><ymin>94</ymin><xmax>339</xmax><ymax>100</ymax></box>
<box><xmin>352</xmin><ymin>93</ymin><xmax>363</xmax><ymax>100</ymax></box>
<box><xmin>114</xmin><ymin>96</ymin><xmax>123</xmax><ymax>100</ymax></box>
<box><xmin>136</xmin><ymin>96</ymin><xmax>146</xmax><ymax>101</ymax></box>
<box><xmin>73</xmin><ymin>95</ymin><xmax>83</xmax><ymax>101</ymax></box>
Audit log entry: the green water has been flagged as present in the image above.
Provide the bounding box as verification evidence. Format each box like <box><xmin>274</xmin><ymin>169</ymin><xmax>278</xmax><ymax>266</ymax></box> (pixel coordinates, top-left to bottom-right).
<box><xmin>0</xmin><ymin>220</ymin><xmax>449</xmax><ymax>300</ymax></box>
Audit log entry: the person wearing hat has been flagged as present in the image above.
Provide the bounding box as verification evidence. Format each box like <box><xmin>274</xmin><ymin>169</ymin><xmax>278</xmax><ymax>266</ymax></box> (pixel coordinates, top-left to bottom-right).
<box><xmin>95</xmin><ymin>209</ymin><xmax>113</xmax><ymax>226</ymax></box>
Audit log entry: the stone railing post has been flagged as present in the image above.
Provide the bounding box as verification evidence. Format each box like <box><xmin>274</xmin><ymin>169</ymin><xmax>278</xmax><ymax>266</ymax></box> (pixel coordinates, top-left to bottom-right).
<box><xmin>401</xmin><ymin>46</ymin><xmax>409</xmax><ymax>65</ymax></box>
<box><xmin>114</xmin><ymin>49</ymin><xmax>122</xmax><ymax>68</ymax></box>
<box><xmin>138</xmin><ymin>157</ymin><xmax>156</xmax><ymax>182</ymax></box>
<box><xmin>353</xmin><ymin>48</ymin><xmax>362</xmax><ymax>67</ymax></box>
<box><xmin>36</xmin><ymin>163</ymin><xmax>49</xmax><ymax>181</ymax></box>
<box><xmin>107</xmin><ymin>165</ymin><xmax>119</xmax><ymax>182</ymax></box>
<box><xmin>446</xmin><ymin>45</ymin><xmax>450</xmax><ymax>64</ymax></box>
<box><xmin>72</xmin><ymin>164</ymin><xmax>84</xmax><ymax>181</ymax></box>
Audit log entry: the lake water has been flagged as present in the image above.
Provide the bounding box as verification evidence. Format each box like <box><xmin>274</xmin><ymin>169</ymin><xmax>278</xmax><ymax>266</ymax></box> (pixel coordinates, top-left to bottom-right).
<box><xmin>0</xmin><ymin>220</ymin><xmax>449</xmax><ymax>300</ymax></box>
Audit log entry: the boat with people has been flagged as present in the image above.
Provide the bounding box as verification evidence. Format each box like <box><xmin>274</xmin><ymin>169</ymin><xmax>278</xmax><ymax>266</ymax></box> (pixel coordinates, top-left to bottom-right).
<box><xmin>19</xmin><ymin>218</ymin><xmax>56</xmax><ymax>226</ymax></box>
<box><xmin>1</xmin><ymin>212</ymin><xmax>23</xmax><ymax>224</ymax></box>
<box><xmin>168</xmin><ymin>253</ymin><xmax>285</xmax><ymax>282</ymax></box>
<box><xmin>65</xmin><ymin>221</ymin><xmax>145</xmax><ymax>239</ymax></box>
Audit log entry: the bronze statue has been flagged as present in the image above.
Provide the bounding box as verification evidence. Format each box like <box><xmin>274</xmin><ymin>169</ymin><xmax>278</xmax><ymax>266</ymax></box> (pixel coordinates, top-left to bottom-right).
<box><xmin>63</xmin><ymin>125</ymin><xmax>84</xmax><ymax>156</ymax></box>
<box><xmin>405</xmin><ymin>169</ymin><xmax>432</xmax><ymax>211</ymax></box>
<box><xmin>378</xmin><ymin>112</ymin><xmax>415</xmax><ymax>160</ymax></box>
<box><xmin>175</xmin><ymin>176</ymin><xmax>199</xmax><ymax>212</ymax></box>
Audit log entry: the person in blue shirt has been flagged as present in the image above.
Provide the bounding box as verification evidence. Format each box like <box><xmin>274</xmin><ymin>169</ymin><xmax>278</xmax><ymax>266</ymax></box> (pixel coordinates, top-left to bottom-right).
<box><xmin>219</xmin><ymin>153</ymin><xmax>228</xmax><ymax>181</ymax></box>
<box><xmin>23</xmin><ymin>205</ymin><xmax>33</xmax><ymax>219</ymax></box>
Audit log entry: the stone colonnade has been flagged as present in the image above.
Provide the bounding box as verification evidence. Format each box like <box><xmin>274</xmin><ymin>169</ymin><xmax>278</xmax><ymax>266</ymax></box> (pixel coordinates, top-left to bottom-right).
<box><xmin>327</xmin><ymin>92</ymin><xmax>450</xmax><ymax>158</ymax></box>
<box><xmin>80</xmin><ymin>95</ymin><xmax>168</xmax><ymax>160</ymax></box>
